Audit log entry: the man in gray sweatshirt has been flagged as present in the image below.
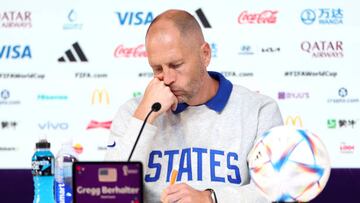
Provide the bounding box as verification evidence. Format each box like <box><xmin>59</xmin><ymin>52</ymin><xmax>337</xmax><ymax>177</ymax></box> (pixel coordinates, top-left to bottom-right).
<box><xmin>105</xmin><ymin>9</ymin><xmax>283</xmax><ymax>203</ymax></box>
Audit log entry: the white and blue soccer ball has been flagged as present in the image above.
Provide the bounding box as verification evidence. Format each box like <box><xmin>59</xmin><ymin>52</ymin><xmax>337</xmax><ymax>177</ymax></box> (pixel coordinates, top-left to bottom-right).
<box><xmin>248</xmin><ymin>126</ymin><xmax>331</xmax><ymax>202</ymax></box>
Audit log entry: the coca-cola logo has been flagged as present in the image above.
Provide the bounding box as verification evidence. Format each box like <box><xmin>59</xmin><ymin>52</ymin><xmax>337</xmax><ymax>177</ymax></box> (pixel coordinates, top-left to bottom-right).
<box><xmin>238</xmin><ymin>10</ymin><xmax>278</xmax><ymax>24</ymax></box>
<box><xmin>114</xmin><ymin>44</ymin><xmax>147</xmax><ymax>58</ymax></box>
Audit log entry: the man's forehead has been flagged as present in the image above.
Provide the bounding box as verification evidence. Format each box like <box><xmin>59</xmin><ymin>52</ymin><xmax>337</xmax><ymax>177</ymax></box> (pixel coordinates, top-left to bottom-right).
<box><xmin>146</xmin><ymin>27</ymin><xmax>183</xmax><ymax>53</ymax></box>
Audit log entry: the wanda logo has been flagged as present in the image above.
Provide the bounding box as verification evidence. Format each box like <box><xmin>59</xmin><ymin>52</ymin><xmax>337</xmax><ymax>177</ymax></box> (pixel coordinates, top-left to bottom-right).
<box><xmin>114</xmin><ymin>44</ymin><xmax>147</xmax><ymax>58</ymax></box>
<box><xmin>238</xmin><ymin>10</ymin><xmax>278</xmax><ymax>24</ymax></box>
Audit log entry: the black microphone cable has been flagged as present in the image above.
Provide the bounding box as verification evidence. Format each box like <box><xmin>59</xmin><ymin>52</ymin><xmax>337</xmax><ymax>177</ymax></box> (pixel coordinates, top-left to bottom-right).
<box><xmin>128</xmin><ymin>102</ymin><xmax>161</xmax><ymax>161</ymax></box>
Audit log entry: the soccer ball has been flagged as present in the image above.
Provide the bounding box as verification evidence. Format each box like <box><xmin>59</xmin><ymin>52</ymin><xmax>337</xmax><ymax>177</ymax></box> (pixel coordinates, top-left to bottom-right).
<box><xmin>248</xmin><ymin>126</ymin><xmax>331</xmax><ymax>202</ymax></box>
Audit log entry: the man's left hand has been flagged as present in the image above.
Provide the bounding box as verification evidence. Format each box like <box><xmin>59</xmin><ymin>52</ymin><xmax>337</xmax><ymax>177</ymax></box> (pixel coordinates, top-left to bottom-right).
<box><xmin>160</xmin><ymin>183</ymin><xmax>213</xmax><ymax>203</ymax></box>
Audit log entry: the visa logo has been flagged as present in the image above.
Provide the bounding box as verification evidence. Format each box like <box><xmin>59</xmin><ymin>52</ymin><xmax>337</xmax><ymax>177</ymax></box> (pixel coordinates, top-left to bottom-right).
<box><xmin>115</xmin><ymin>11</ymin><xmax>153</xmax><ymax>26</ymax></box>
<box><xmin>0</xmin><ymin>45</ymin><xmax>31</xmax><ymax>59</ymax></box>
<box><xmin>38</xmin><ymin>121</ymin><xmax>69</xmax><ymax>130</ymax></box>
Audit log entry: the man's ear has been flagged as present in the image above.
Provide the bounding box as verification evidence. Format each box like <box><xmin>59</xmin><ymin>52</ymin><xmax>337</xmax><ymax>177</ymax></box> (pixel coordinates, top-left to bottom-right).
<box><xmin>200</xmin><ymin>42</ymin><xmax>211</xmax><ymax>68</ymax></box>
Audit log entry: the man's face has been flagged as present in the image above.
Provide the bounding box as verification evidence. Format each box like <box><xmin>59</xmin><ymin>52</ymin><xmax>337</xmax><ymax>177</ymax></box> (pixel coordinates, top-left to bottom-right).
<box><xmin>146</xmin><ymin>25</ymin><xmax>206</xmax><ymax>104</ymax></box>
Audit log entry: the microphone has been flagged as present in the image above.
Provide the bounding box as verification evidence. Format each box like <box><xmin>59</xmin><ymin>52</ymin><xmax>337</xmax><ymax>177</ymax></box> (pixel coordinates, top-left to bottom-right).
<box><xmin>128</xmin><ymin>102</ymin><xmax>161</xmax><ymax>161</ymax></box>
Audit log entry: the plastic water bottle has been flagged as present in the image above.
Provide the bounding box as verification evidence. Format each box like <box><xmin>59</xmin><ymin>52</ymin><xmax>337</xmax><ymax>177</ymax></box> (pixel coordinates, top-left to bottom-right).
<box><xmin>55</xmin><ymin>140</ymin><xmax>78</xmax><ymax>203</ymax></box>
<box><xmin>31</xmin><ymin>138</ymin><xmax>55</xmax><ymax>203</ymax></box>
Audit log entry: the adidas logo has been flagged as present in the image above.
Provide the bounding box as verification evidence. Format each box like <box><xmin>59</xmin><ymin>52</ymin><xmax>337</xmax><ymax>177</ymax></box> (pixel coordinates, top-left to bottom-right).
<box><xmin>195</xmin><ymin>8</ymin><xmax>211</xmax><ymax>28</ymax></box>
<box><xmin>58</xmin><ymin>42</ymin><xmax>88</xmax><ymax>62</ymax></box>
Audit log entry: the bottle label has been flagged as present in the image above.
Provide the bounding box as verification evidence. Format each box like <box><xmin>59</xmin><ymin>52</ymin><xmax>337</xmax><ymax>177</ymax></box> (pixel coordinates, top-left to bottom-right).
<box><xmin>32</xmin><ymin>156</ymin><xmax>54</xmax><ymax>176</ymax></box>
<box><xmin>55</xmin><ymin>180</ymin><xmax>73</xmax><ymax>203</ymax></box>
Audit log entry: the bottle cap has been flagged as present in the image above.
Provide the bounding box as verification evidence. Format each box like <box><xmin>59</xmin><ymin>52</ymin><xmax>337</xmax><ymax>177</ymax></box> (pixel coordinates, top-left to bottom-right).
<box><xmin>61</xmin><ymin>137</ymin><xmax>73</xmax><ymax>147</ymax></box>
<box><xmin>36</xmin><ymin>139</ymin><xmax>50</xmax><ymax>148</ymax></box>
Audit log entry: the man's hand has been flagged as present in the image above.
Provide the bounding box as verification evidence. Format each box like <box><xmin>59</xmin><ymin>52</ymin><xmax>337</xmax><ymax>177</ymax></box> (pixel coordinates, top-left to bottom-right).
<box><xmin>160</xmin><ymin>183</ymin><xmax>213</xmax><ymax>203</ymax></box>
<box><xmin>134</xmin><ymin>77</ymin><xmax>178</xmax><ymax>123</ymax></box>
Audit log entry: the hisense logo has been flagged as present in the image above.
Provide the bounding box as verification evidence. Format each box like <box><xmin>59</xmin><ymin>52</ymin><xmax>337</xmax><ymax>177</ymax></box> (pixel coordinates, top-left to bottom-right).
<box><xmin>37</xmin><ymin>94</ymin><xmax>68</xmax><ymax>100</ymax></box>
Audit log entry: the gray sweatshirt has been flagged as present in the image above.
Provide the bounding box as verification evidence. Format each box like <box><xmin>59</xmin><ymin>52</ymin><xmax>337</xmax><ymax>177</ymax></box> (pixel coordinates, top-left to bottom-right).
<box><xmin>105</xmin><ymin>72</ymin><xmax>283</xmax><ymax>202</ymax></box>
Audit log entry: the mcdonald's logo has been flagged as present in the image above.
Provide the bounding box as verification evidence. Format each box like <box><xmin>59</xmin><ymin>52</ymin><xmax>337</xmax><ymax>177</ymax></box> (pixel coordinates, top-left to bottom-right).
<box><xmin>285</xmin><ymin>116</ymin><xmax>303</xmax><ymax>127</ymax></box>
<box><xmin>91</xmin><ymin>89</ymin><xmax>110</xmax><ymax>104</ymax></box>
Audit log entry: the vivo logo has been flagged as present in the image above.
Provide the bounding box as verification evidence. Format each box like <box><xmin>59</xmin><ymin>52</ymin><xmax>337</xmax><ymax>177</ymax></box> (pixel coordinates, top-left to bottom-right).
<box><xmin>0</xmin><ymin>45</ymin><xmax>31</xmax><ymax>59</ymax></box>
<box><xmin>38</xmin><ymin>122</ymin><xmax>69</xmax><ymax>130</ymax></box>
<box><xmin>115</xmin><ymin>11</ymin><xmax>153</xmax><ymax>26</ymax></box>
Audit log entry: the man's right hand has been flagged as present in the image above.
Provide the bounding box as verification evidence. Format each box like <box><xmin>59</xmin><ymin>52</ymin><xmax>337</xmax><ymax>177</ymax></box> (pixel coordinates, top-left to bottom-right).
<box><xmin>133</xmin><ymin>78</ymin><xmax>178</xmax><ymax>124</ymax></box>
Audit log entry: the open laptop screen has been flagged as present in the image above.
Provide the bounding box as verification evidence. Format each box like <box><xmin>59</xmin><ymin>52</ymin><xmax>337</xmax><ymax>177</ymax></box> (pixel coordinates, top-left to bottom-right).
<box><xmin>73</xmin><ymin>162</ymin><xmax>143</xmax><ymax>203</ymax></box>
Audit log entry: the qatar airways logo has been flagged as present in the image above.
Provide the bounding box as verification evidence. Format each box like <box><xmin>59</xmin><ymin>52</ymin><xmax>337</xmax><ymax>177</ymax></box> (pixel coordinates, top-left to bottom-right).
<box><xmin>301</xmin><ymin>41</ymin><xmax>343</xmax><ymax>58</ymax></box>
<box><xmin>340</xmin><ymin>142</ymin><xmax>355</xmax><ymax>154</ymax></box>
<box><xmin>238</xmin><ymin>10</ymin><xmax>278</xmax><ymax>24</ymax></box>
<box><xmin>114</xmin><ymin>44</ymin><xmax>147</xmax><ymax>58</ymax></box>
<box><xmin>0</xmin><ymin>11</ymin><xmax>32</xmax><ymax>28</ymax></box>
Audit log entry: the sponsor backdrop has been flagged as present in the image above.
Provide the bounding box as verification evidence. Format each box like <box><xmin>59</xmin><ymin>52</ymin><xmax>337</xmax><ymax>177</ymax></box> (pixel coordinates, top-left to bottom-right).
<box><xmin>0</xmin><ymin>0</ymin><xmax>359</xmax><ymax>169</ymax></box>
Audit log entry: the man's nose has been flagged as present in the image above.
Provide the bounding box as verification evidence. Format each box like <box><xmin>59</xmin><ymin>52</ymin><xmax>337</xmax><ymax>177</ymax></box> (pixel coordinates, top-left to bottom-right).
<box><xmin>163</xmin><ymin>68</ymin><xmax>175</xmax><ymax>86</ymax></box>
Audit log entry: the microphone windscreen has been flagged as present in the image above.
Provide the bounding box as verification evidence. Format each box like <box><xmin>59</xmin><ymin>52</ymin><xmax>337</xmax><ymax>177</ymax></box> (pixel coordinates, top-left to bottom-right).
<box><xmin>151</xmin><ymin>102</ymin><xmax>161</xmax><ymax>112</ymax></box>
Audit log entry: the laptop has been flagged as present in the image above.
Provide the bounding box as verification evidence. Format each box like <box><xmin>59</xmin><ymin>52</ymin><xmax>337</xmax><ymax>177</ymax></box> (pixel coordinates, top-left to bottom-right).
<box><xmin>73</xmin><ymin>162</ymin><xmax>143</xmax><ymax>203</ymax></box>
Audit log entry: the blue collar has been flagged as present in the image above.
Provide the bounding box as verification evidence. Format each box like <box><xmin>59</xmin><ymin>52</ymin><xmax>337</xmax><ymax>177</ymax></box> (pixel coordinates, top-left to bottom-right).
<box><xmin>173</xmin><ymin>71</ymin><xmax>233</xmax><ymax>114</ymax></box>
